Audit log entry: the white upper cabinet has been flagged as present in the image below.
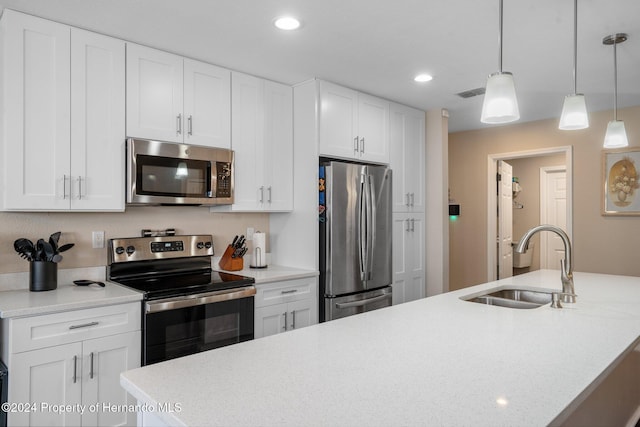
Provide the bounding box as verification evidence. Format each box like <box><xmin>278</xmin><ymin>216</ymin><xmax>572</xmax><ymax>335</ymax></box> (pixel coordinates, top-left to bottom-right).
<box><xmin>183</xmin><ymin>58</ymin><xmax>231</xmax><ymax>147</ymax></box>
<box><xmin>213</xmin><ymin>72</ymin><xmax>292</xmax><ymax>212</ymax></box>
<box><xmin>126</xmin><ymin>44</ymin><xmax>183</xmax><ymax>143</ymax></box>
<box><xmin>71</xmin><ymin>28</ymin><xmax>126</xmax><ymax>211</ymax></box>
<box><xmin>1</xmin><ymin>10</ymin><xmax>125</xmax><ymax>211</ymax></box>
<box><xmin>390</xmin><ymin>103</ymin><xmax>425</xmax><ymax>213</ymax></box>
<box><xmin>319</xmin><ymin>80</ymin><xmax>389</xmax><ymax>164</ymax></box>
<box><xmin>126</xmin><ymin>43</ymin><xmax>231</xmax><ymax>148</ymax></box>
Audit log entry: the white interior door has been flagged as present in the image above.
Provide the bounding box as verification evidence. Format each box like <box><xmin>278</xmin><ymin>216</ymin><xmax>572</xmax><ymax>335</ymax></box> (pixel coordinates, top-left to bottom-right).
<box><xmin>540</xmin><ymin>167</ymin><xmax>567</xmax><ymax>269</ymax></box>
<box><xmin>498</xmin><ymin>161</ymin><xmax>513</xmax><ymax>279</ymax></box>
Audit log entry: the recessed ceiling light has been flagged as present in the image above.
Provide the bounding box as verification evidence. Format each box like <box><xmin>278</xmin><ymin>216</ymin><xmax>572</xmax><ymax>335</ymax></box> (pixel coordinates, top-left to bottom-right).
<box><xmin>274</xmin><ymin>16</ymin><xmax>301</xmax><ymax>31</ymax></box>
<box><xmin>414</xmin><ymin>74</ymin><xmax>433</xmax><ymax>83</ymax></box>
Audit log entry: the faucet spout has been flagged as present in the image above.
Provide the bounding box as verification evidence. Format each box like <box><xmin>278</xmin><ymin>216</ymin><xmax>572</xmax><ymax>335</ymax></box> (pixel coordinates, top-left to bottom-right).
<box><xmin>515</xmin><ymin>224</ymin><xmax>575</xmax><ymax>303</ymax></box>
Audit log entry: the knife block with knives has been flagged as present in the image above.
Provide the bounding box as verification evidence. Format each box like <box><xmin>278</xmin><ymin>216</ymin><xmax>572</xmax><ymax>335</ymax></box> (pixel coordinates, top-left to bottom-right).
<box><xmin>218</xmin><ymin>235</ymin><xmax>247</xmax><ymax>271</ymax></box>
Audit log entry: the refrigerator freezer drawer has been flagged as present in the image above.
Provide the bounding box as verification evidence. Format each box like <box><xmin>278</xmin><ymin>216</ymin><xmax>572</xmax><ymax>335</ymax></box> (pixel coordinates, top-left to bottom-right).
<box><xmin>324</xmin><ymin>287</ymin><xmax>392</xmax><ymax>321</ymax></box>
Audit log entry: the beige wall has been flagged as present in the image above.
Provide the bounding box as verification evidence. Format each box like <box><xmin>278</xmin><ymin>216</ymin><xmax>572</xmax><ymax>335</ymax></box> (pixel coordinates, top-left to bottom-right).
<box><xmin>0</xmin><ymin>207</ymin><xmax>269</xmax><ymax>273</ymax></box>
<box><xmin>449</xmin><ymin>106</ymin><xmax>640</xmax><ymax>290</ymax></box>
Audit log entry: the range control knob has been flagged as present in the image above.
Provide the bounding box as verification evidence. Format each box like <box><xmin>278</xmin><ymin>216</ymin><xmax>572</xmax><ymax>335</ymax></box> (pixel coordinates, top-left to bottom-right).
<box><xmin>197</xmin><ymin>242</ymin><xmax>205</xmax><ymax>249</ymax></box>
<box><xmin>126</xmin><ymin>245</ymin><xmax>136</xmax><ymax>255</ymax></box>
<box><xmin>115</xmin><ymin>246</ymin><xmax>125</xmax><ymax>255</ymax></box>
<box><xmin>204</xmin><ymin>241</ymin><xmax>212</xmax><ymax>249</ymax></box>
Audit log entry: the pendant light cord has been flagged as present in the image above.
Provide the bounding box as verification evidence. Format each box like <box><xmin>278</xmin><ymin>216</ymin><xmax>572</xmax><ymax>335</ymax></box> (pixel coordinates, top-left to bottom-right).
<box><xmin>613</xmin><ymin>39</ymin><xmax>618</xmax><ymax>121</ymax></box>
<box><xmin>498</xmin><ymin>0</ymin><xmax>503</xmax><ymax>72</ymax></box>
<box><xmin>572</xmin><ymin>0</ymin><xmax>577</xmax><ymax>95</ymax></box>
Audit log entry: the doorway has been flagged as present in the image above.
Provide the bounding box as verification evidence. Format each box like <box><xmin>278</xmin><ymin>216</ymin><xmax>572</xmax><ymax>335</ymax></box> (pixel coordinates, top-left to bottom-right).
<box><xmin>487</xmin><ymin>147</ymin><xmax>573</xmax><ymax>282</ymax></box>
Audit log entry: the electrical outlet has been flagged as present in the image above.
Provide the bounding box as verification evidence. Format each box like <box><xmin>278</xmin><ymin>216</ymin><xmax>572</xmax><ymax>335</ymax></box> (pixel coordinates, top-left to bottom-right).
<box><xmin>246</xmin><ymin>227</ymin><xmax>255</xmax><ymax>241</ymax></box>
<box><xmin>92</xmin><ymin>231</ymin><xmax>105</xmax><ymax>249</ymax></box>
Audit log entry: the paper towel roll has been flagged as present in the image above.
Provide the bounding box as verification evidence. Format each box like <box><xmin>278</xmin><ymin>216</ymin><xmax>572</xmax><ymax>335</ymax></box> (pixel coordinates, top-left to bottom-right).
<box><xmin>251</xmin><ymin>232</ymin><xmax>267</xmax><ymax>268</ymax></box>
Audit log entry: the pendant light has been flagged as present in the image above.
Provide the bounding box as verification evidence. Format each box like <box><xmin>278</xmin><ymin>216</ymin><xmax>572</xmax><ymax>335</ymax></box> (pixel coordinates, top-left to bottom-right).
<box><xmin>602</xmin><ymin>33</ymin><xmax>628</xmax><ymax>149</ymax></box>
<box><xmin>481</xmin><ymin>0</ymin><xmax>519</xmax><ymax>124</ymax></box>
<box><xmin>559</xmin><ymin>0</ymin><xmax>588</xmax><ymax>130</ymax></box>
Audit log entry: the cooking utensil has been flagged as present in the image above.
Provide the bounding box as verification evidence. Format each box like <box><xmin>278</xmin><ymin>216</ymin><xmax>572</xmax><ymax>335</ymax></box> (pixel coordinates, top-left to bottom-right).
<box><xmin>231</xmin><ymin>235</ymin><xmax>239</xmax><ymax>248</ymax></box>
<box><xmin>42</xmin><ymin>241</ymin><xmax>55</xmax><ymax>262</ymax></box>
<box><xmin>73</xmin><ymin>280</ymin><xmax>105</xmax><ymax>287</ymax></box>
<box><xmin>49</xmin><ymin>231</ymin><xmax>61</xmax><ymax>252</ymax></box>
<box><xmin>35</xmin><ymin>239</ymin><xmax>45</xmax><ymax>261</ymax></box>
<box><xmin>57</xmin><ymin>243</ymin><xmax>75</xmax><ymax>253</ymax></box>
<box><xmin>14</xmin><ymin>238</ymin><xmax>35</xmax><ymax>261</ymax></box>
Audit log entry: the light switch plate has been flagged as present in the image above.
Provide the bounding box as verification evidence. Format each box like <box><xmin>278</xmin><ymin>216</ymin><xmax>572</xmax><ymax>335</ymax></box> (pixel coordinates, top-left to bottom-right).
<box><xmin>246</xmin><ymin>227</ymin><xmax>255</xmax><ymax>241</ymax></box>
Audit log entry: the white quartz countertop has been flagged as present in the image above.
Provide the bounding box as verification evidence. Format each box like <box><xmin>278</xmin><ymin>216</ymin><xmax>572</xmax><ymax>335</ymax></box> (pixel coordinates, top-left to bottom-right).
<box><xmin>120</xmin><ymin>270</ymin><xmax>640</xmax><ymax>426</ymax></box>
<box><xmin>212</xmin><ymin>258</ymin><xmax>318</xmax><ymax>284</ymax></box>
<box><xmin>0</xmin><ymin>280</ymin><xmax>143</xmax><ymax>318</ymax></box>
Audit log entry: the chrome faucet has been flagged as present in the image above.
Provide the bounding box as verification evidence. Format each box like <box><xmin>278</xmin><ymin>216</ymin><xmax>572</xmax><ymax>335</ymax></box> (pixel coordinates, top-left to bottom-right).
<box><xmin>515</xmin><ymin>224</ymin><xmax>576</xmax><ymax>304</ymax></box>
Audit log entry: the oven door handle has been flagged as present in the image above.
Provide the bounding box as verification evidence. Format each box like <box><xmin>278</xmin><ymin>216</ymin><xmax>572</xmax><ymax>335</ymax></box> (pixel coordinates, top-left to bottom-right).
<box><xmin>145</xmin><ymin>286</ymin><xmax>256</xmax><ymax>313</ymax></box>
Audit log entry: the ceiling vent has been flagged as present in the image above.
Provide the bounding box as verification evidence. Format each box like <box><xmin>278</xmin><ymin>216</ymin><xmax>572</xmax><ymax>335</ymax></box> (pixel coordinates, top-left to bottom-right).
<box><xmin>456</xmin><ymin>87</ymin><xmax>485</xmax><ymax>99</ymax></box>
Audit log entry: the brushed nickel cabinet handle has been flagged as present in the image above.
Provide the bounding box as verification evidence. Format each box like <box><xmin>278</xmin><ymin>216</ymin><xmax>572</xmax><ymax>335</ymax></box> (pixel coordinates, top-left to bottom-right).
<box><xmin>89</xmin><ymin>352</ymin><xmax>94</xmax><ymax>379</ymax></box>
<box><xmin>73</xmin><ymin>355</ymin><xmax>78</xmax><ymax>383</ymax></box>
<box><xmin>177</xmin><ymin>114</ymin><xmax>182</xmax><ymax>135</ymax></box>
<box><xmin>69</xmin><ymin>321</ymin><xmax>99</xmax><ymax>330</ymax></box>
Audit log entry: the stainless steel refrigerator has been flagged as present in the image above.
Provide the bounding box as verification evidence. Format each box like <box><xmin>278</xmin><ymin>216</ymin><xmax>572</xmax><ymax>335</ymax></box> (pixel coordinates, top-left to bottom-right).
<box><xmin>319</xmin><ymin>160</ymin><xmax>392</xmax><ymax>322</ymax></box>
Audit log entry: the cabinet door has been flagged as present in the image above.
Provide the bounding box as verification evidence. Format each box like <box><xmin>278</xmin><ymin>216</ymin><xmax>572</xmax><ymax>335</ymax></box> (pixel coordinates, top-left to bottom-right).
<box><xmin>2</xmin><ymin>10</ymin><xmax>71</xmax><ymax>210</ymax></box>
<box><xmin>70</xmin><ymin>28</ymin><xmax>125</xmax><ymax>211</ymax></box>
<box><xmin>230</xmin><ymin>72</ymin><xmax>264</xmax><ymax>211</ymax></box>
<box><xmin>390</xmin><ymin>104</ymin><xmax>425</xmax><ymax>213</ymax></box>
<box><xmin>318</xmin><ymin>81</ymin><xmax>358</xmax><ymax>160</ymax></box>
<box><xmin>126</xmin><ymin>43</ymin><xmax>183</xmax><ymax>143</ymax></box>
<box><xmin>10</xmin><ymin>342</ymin><xmax>82</xmax><ymax>427</ymax></box>
<box><xmin>407</xmin><ymin>215</ymin><xmax>425</xmax><ymax>302</ymax></box>
<box><xmin>263</xmin><ymin>80</ymin><xmax>293</xmax><ymax>211</ymax></box>
<box><xmin>82</xmin><ymin>331</ymin><xmax>140</xmax><ymax>427</ymax></box>
<box><xmin>357</xmin><ymin>93</ymin><xmax>389</xmax><ymax>164</ymax></box>
<box><xmin>183</xmin><ymin>59</ymin><xmax>231</xmax><ymax>148</ymax></box>
<box><xmin>288</xmin><ymin>299</ymin><xmax>315</xmax><ymax>331</ymax></box>
<box><xmin>254</xmin><ymin>304</ymin><xmax>287</xmax><ymax>338</ymax></box>
<box><xmin>404</xmin><ymin>107</ymin><xmax>425</xmax><ymax>212</ymax></box>
<box><xmin>392</xmin><ymin>214</ymin><xmax>410</xmax><ymax>305</ymax></box>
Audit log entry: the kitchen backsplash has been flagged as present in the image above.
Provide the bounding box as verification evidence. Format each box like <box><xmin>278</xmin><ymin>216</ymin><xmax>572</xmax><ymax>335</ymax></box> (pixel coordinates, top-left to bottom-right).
<box><xmin>0</xmin><ymin>207</ymin><xmax>269</xmax><ymax>274</ymax></box>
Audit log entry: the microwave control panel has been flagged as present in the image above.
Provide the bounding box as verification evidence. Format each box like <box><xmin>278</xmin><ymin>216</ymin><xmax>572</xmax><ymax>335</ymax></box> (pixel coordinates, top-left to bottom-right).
<box><xmin>215</xmin><ymin>162</ymin><xmax>232</xmax><ymax>198</ymax></box>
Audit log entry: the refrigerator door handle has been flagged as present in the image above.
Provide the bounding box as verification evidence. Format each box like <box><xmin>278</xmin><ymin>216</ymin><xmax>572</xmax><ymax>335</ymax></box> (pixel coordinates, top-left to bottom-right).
<box><xmin>335</xmin><ymin>292</ymin><xmax>392</xmax><ymax>309</ymax></box>
<box><xmin>359</xmin><ymin>174</ymin><xmax>367</xmax><ymax>284</ymax></box>
<box><xmin>367</xmin><ymin>175</ymin><xmax>376</xmax><ymax>280</ymax></box>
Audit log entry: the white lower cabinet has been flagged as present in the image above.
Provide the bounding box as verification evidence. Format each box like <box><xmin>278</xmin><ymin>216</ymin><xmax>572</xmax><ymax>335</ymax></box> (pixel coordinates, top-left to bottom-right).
<box><xmin>1</xmin><ymin>303</ymin><xmax>141</xmax><ymax>427</ymax></box>
<box><xmin>254</xmin><ymin>277</ymin><xmax>318</xmax><ymax>338</ymax></box>
<box><xmin>392</xmin><ymin>213</ymin><xmax>425</xmax><ymax>305</ymax></box>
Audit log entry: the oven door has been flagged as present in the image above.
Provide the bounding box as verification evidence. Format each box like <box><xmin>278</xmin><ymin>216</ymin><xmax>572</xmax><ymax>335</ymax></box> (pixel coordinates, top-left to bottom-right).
<box><xmin>143</xmin><ymin>287</ymin><xmax>255</xmax><ymax>365</ymax></box>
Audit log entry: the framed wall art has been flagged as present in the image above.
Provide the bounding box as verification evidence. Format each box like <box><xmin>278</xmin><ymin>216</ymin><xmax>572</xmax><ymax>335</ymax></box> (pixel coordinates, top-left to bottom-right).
<box><xmin>602</xmin><ymin>147</ymin><xmax>640</xmax><ymax>216</ymax></box>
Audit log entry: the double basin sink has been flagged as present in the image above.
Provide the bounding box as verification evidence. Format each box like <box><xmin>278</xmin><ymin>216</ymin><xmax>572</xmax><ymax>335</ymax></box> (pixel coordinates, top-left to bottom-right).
<box><xmin>463</xmin><ymin>287</ymin><xmax>553</xmax><ymax>309</ymax></box>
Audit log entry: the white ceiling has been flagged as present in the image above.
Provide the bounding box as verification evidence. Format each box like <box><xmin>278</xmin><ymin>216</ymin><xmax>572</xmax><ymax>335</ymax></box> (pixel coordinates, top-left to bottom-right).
<box><xmin>1</xmin><ymin>0</ymin><xmax>639</xmax><ymax>132</ymax></box>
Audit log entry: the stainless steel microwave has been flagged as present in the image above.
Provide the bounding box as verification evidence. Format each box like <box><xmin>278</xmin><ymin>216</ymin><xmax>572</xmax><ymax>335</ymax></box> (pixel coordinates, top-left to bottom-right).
<box><xmin>126</xmin><ymin>138</ymin><xmax>233</xmax><ymax>206</ymax></box>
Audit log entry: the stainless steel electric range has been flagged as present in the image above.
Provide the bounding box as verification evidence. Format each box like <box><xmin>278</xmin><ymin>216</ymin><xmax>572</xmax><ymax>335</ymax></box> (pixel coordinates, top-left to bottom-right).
<box><xmin>107</xmin><ymin>234</ymin><xmax>255</xmax><ymax>366</ymax></box>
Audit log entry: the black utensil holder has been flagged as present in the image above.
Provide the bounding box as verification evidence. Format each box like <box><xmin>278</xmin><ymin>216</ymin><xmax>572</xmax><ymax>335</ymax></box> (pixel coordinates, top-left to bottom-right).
<box><xmin>29</xmin><ymin>261</ymin><xmax>57</xmax><ymax>291</ymax></box>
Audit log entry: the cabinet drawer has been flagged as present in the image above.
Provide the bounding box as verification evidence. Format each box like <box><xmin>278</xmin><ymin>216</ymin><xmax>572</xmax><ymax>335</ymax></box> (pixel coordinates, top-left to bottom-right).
<box><xmin>254</xmin><ymin>278</ymin><xmax>317</xmax><ymax>308</ymax></box>
<box><xmin>8</xmin><ymin>302</ymin><xmax>141</xmax><ymax>353</ymax></box>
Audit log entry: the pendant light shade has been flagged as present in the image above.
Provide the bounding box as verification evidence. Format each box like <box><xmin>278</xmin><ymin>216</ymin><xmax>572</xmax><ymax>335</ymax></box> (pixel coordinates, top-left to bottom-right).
<box><xmin>481</xmin><ymin>72</ymin><xmax>519</xmax><ymax>123</ymax></box>
<box><xmin>559</xmin><ymin>0</ymin><xmax>588</xmax><ymax>130</ymax></box>
<box><xmin>480</xmin><ymin>0</ymin><xmax>519</xmax><ymax>124</ymax></box>
<box><xmin>602</xmin><ymin>33</ymin><xmax>628</xmax><ymax>149</ymax></box>
<box><xmin>559</xmin><ymin>94</ymin><xmax>589</xmax><ymax>130</ymax></box>
<box><xmin>603</xmin><ymin>120</ymin><xmax>629</xmax><ymax>149</ymax></box>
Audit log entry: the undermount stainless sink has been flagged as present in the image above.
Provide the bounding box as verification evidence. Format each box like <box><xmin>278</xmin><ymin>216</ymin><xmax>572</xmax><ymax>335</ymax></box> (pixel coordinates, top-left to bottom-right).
<box><xmin>463</xmin><ymin>287</ymin><xmax>553</xmax><ymax>309</ymax></box>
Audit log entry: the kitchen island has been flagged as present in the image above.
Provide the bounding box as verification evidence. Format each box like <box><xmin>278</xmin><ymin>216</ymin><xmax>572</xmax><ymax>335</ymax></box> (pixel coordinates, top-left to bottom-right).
<box><xmin>120</xmin><ymin>270</ymin><xmax>640</xmax><ymax>426</ymax></box>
